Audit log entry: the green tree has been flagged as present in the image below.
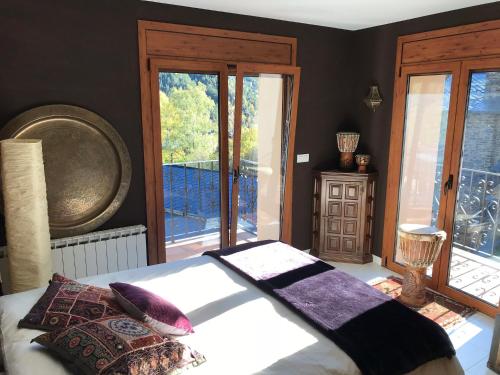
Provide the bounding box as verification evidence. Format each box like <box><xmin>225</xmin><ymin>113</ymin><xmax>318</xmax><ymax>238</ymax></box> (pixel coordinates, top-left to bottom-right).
<box><xmin>159</xmin><ymin>73</ymin><xmax>193</xmax><ymax>95</ymax></box>
<box><xmin>160</xmin><ymin>83</ymin><xmax>219</xmax><ymax>163</ymax></box>
<box><xmin>189</xmin><ymin>74</ymin><xmax>219</xmax><ymax>104</ymax></box>
<box><xmin>240</xmin><ymin>126</ymin><xmax>258</xmax><ymax>161</ymax></box>
<box><xmin>159</xmin><ymin>73</ymin><xmax>260</xmax><ymax>165</ymax></box>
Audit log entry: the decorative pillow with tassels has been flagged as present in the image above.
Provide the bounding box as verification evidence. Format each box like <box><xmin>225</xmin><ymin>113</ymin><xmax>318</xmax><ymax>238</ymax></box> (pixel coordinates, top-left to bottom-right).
<box><xmin>110</xmin><ymin>282</ymin><xmax>194</xmax><ymax>336</ymax></box>
<box><xmin>19</xmin><ymin>277</ymin><xmax>123</xmax><ymax>331</ymax></box>
<box><xmin>32</xmin><ymin>315</ymin><xmax>205</xmax><ymax>375</ymax></box>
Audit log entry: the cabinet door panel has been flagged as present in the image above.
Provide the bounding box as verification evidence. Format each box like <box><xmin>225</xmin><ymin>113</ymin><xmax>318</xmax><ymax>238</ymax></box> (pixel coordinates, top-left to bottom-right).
<box><xmin>345</xmin><ymin>183</ymin><xmax>361</xmax><ymax>200</ymax></box>
<box><xmin>343</xmin><ymin>220</ymin><xmax>357</xmax><ymax>236</ymax></box>
<box><xmin>327</xmin><ymin>218</ymin><xmax>342</xmax><ymax>234</ymax></box>
<box><xmin>328</xmin><ymin>201</ymin><xmax>342</xmax><ymax>216</ymax></box>
<box><xmin>344</xmin><ymin>202</ymin><xmax>359</xmax><ymax>218</ymax></box>
<box><xmin>342</xmin><ymin>237</ymin><xmax>357</xmax><ymax>253</ymax></box>
<box><xmin>326</xmin><ymin>236</ymin><xmax>341</xmax><ymax>252</ymax></box>
<box><xmin>328</xmin><ymin>182</ymin><xmax>343</xmax><ymax>199</ymax></box>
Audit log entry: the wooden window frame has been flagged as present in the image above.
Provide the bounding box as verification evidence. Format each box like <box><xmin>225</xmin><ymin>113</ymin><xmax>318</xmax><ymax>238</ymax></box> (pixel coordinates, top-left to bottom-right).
<box><xmin>229</xmin><ymin>63</ymin><xmax>301</xmax><ymax>245</ymax></box>
<box><xmin>436</xmin><ymin>57</ymin><xmax>500</xmax><ymax>317</ymax></box>
<box><xmin>382</xmin><ymin>20</ymin><xmax>500</xmax><ymax>317</ymax></box>
<box><xmin>147</xmin><ymin>59</ymin><xmax>230</xmax><ymax>264</ymax></box>
<box><xmin>382</xmin><ymin>61</ymin><xmax>462</xmax><ymax>287</ymax></box>
<box><xmin>138</xmin><ymin>21</ymin><xmax>298</xmax><ymax>264</ymax></box>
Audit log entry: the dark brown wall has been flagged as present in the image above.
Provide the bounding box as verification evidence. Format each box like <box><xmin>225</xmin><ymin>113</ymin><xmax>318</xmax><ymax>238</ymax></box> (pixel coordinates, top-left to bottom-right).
<box><xmin>350</xmin><ymin>2</ymin><xmax>500</xmax><ymax>256</ymax></box>
<box><xmin>0</xmin><ymin>0</ymin><xmax>354</xmax><ymax>249</ymax></box>
<box><xmin>1</xmin><ymin>0</ymin><xmax>499</xmax><ymax>254</ymax></box>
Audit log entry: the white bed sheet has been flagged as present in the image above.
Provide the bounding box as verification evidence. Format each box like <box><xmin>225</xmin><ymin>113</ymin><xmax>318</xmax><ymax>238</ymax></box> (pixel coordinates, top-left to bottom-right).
<box><xmin>0</xmin><ymin>255</ymin><xmax>463</xmax><ymax>375</ymax></box>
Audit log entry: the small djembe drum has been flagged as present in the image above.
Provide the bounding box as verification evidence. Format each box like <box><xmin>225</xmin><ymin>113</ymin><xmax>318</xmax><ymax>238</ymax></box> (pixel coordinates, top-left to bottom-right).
<box><xmin>397</xmin><ymin>224</ymin><xmax>447</xmax><ymax>307</ymax></box>
<box><xmin>355</xmin><ymin>154</ymin><xmax>371</xmax><ymax>173</ymax></box>
<box><xmin>337</xmin><ymin>132</ymin><xmax>360</xmax><ymax>170</ymax></box>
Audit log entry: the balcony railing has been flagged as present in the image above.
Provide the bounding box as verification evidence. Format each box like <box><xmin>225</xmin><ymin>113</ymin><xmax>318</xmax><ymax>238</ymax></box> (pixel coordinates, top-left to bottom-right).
<box><xmin>164</xmin><ymin>161</ymin><xmax>498</xmax><ymax>258</ymax></box>
<box><xmin>433</xmin><ymin>167</ymin><xmax>499</xmax><ymax>258</ymax></box>
<box><xmin>163</xmin><ymin>159</ymin><xmax>257</xmax><ymax>243</ymax></box>
<box><xmin>451</xmin><ymin>167</ymin><xmax>499</xmax><ymax>258</ymax></box>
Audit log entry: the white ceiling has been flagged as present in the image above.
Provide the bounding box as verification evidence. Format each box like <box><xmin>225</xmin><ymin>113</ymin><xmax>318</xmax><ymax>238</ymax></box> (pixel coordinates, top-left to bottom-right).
<box><xmin>143</xmin><ymin>0</ymin><xmax>496</xmax><ymax>30</ymax></box>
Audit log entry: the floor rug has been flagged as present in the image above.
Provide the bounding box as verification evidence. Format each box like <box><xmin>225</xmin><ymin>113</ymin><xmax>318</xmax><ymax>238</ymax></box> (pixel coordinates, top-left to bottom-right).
<box><xmin>371</xmin><ymin>276</ymin><xmax>475</xmax><ymax>331</ymax></box>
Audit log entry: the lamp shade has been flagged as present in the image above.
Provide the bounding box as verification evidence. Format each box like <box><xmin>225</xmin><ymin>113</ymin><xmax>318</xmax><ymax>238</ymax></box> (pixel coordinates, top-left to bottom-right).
<box><xmin>0</xmin><ymin>139</ymin><xmax>52</xmax><ymax>293</ymax></box>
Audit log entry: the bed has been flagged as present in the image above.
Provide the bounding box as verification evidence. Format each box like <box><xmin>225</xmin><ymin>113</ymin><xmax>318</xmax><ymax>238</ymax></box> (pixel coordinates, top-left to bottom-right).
<box><xmin>0</xmin><ymin>244</ymin><xmax>463</xmax><ymax>374</ymax></box>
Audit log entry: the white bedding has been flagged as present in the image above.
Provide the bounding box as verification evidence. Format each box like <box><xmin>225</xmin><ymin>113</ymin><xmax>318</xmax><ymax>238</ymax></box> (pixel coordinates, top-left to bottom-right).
<box><xmin>0</xmin><ymin>255</ymin><xmax>463</xmax><ymax>374</ymax></box>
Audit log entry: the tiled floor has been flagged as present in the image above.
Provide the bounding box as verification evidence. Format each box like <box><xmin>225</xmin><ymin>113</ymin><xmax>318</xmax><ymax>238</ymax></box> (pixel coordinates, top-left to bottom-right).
<box><xmin>448</xmin><ymin>248</ymin><xmax>500</xmax><ymax>306</ymax></box>
<box><xmin>330</xmin><ymin>259</ymin><xmax>496</xmax><ymax>375</ymax></box>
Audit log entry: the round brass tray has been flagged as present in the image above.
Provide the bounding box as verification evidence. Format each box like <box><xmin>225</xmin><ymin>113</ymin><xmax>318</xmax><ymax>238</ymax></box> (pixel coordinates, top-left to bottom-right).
<box><xmin>1</xmin><ymin>105</ymin><xmax>132</xmax><ymax>238</ymax></box>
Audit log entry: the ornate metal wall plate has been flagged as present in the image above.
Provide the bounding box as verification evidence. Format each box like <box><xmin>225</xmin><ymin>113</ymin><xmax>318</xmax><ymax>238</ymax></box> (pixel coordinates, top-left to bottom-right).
<box><xmin>0</xmin><ymin>105</ymin><xmax>132</xmax><ymax>238</ymax></box>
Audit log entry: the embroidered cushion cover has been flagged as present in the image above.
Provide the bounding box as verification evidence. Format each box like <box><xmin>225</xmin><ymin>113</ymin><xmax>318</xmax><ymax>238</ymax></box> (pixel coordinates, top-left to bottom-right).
<box><xmin>51</xmin><ymin>273</ymin><xmax>77</xmax><ymax>284</ymax></box>
<box><xmin>32</xmin><ymin>315</ymin><xmax>204</xmax><ymax>375</ymax></box>
<box><xmin>110</xmin><ymin>282</ymin><xmax>193</xmax><ymax>336</ymax></box>
<box><xmin>18</xmin><ymin>279</ymin><xmax>124</xmax><ymax>331</ymax></box>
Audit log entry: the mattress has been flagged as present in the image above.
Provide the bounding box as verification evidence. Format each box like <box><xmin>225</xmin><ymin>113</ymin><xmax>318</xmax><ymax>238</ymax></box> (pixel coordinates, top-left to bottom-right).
<box><xmin>0</xmin><ymin>255</ymin><xmax>463</xmax><ymax>374</ymax></box>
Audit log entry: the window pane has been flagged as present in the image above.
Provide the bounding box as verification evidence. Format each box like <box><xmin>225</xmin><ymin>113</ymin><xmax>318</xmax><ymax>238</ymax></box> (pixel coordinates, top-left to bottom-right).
<box><xmin>447</xmin><ymin>71</ymin><xmax>500</xmax><ymax>306</ymax></box>
<box><xmin>160</xmin><ymin>72</ymin><xmax>221</xmax><ymax>260</ymax></box>
<box><xmin>231</xmin><ymin>74</ymin><xmax>284</xmax><ymax>244</ymax></box>
<box><xmin>395</xmin><ymin>74</ymin><xmax>452</xmax><ymax>273</ymax></box>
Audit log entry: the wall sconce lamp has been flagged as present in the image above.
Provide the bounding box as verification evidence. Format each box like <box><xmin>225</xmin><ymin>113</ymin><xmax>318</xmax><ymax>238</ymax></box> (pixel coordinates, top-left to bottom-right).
<box><xmin>364</xmin><ymin>85</ymin><xmax>383</xmax><ymax>112</ymax></box>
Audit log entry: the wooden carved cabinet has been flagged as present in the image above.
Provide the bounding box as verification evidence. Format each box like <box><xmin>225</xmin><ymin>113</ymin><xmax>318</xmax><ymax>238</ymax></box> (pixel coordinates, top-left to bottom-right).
<box><xmin>312</xmin><ymin>170</ymin><xmax>376</xmax><ymax>263</ymax></box>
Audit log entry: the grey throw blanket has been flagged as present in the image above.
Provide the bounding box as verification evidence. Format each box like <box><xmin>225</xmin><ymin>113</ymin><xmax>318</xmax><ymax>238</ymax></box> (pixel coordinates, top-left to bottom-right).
<box><xmin>204</xmin><ymin>240</ymin><xmax>455</xmax><ymax>375</ymax></box>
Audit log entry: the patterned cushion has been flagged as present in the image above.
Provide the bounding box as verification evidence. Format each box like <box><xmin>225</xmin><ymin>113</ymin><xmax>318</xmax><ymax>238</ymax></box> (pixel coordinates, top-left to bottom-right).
<box><xmin>32</xmin><ymin>315</ymin><xmax>205</xmax><ymax>375</ymax></box>
<box><xmin>51</xmin><ymin>273</ymin><xmax>76</xmax><ymax>284</ymax></box>
<box><xmin>18</xmin><ymin>280</ymin><xmax>124</xmax><ymax>331</ymax></box>
<box><xmin>110</xmin><ymin>282</ymin><xmax>193</xmax><ymax>336</ymax></box>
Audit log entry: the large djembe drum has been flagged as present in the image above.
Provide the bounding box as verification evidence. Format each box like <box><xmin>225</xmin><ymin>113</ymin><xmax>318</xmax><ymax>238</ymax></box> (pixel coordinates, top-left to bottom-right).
<box><xmin>398</xmin><ymin>224</ymin><xmax>447</xmax><ymax>307</ymax></box>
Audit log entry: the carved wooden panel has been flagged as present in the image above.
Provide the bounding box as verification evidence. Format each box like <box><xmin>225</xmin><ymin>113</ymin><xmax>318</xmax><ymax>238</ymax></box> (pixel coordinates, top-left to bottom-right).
<box><xmin>345</xmin><ymin>183</ymin><xmax>360</xmax><ymax>200</ymax></box>
<box><xmin>342</xmin><ymin>237</ymin><xmax>356</xmax><ymax>253</ymax></box>
<box><xmin>343</xmin><ymin>220</ymin><xmax>357</xmax><ymax>236</ymax></box>
<box><xmin>326</xmin><ymin>236</ymin><xmax>341</xmax><ymax>252</ymax></box>
<box><xmin>327</xmin><ymin>218</ymin><xmax>341</xmax><ymax>234</ymax></box>
<box><xmin>328</xmin><ymin>201</ymin><xmax>342</xmax><ymax>216</ymax></box>
<box><xmin>344</xmin><ymin>202</ymin><xmax>358</xmax><ymax>218</ymax></box>
<box><xmin>328</xmin><ymin>183</ymin><xmax>343</xmax><ymax>199</ymax></box>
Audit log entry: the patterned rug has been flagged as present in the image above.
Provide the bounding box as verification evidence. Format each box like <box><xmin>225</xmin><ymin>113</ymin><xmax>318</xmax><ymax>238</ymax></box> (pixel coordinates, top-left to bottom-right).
<box><xmin>371</xmin><ymin>276</ymin><xmax>475</xmax><ymax>331</ymax></box>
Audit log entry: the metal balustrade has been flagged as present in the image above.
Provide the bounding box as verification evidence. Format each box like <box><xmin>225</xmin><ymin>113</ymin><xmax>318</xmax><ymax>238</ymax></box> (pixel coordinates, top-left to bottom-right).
<box><xmin>452</xmin><ymin>168</ymin><xmax>499</xmax><ymax>257</ymax></box>
<box><xmin>163</xmin><ymin>159</ymin><xmax>258</xmax><ymax>243</ymax></box>
<box><xmin>433</xmin><ymin>167</ymin><xmax>499</xmax><ymax>258</ymax></box>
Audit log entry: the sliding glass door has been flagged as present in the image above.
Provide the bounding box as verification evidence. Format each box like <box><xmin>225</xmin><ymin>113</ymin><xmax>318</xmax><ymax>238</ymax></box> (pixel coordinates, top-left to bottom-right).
<box><xmin>384</xmin><ymin>58</ymin><xmax>500</xmax><ymax>316</ymax></box>
<box><xmin>230</xmin><ymin>64</ymin><xmax>300</xmax><ymax>246</ymax></box>
<box><xmin>149</xmin><ymin>59</ymin><xmax>300</xmax><ymax>260</ymax></box>
<box><xmin>384</xmin><ymin>62</ymin><xmax>461</xmax><ymax>285</ymax></box>
<box><xmin>394</xmin><ymin>73</ymin><xmax>454</xmax><ymax>277</ymax></box>
<box><xmin>438</xmin><ymin>58</ymin><xmax>500</xmax><ymax>315</ymax></box>
<box><xmin>149</xmin><ymin>60</ymin><xmax>230</xmax><ymax>261</ymax></box>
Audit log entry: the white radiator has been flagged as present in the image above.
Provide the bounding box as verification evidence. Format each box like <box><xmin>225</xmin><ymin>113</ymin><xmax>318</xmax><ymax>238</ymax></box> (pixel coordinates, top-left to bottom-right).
<box><xmin>0</xmin><ymin>225</ymin><xmax>147</xmax><ymax>294</ymax></box>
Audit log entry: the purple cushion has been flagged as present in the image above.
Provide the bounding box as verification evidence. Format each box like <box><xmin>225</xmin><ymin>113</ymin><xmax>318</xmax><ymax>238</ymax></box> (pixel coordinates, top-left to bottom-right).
<box><xmin>109</xmin><ymin>282</ymin><xmax>193</xmax><ymax>336</ymax></box>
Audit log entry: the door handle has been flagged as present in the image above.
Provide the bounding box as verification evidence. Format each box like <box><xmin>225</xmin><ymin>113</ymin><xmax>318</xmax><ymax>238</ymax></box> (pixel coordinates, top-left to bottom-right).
<box><xmin>233</xmin><ymin>166</ymin><xmax>240</xmax><ymax>184</ymax></box>
<box><xmin>443</xmin><ymin>174</ymin><xmax>454</xmax><ymax>194</ymax></box>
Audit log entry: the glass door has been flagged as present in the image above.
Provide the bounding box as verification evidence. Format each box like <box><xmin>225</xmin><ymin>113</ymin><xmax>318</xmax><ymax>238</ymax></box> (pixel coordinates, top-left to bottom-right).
<box><xmin>149</xmin><ymin>59</ymin><xmax>229</xmax><ymax>261</ymax></box>
<box><xmin>149</xmin><ymin>60</ymin><xmax>300</xmax><ymax>259</ymax></box>
<box><xmin>384</xmin><ymin>62</ymin><xmax>461</xmax><ymax>285</ymax></box>
<box><xmin>230</xmin><ymin>64</ymin><xmax>301</xmax><ymax>246</ymax></box>
<box><xmin>438</xmin><ymin>58</ymin><xmax>500</xmax><ymax>315</ymax></box>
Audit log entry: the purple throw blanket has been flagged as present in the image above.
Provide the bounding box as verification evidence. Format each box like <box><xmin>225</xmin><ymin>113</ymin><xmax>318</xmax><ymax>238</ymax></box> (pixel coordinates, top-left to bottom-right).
<box><xmin>204</xmin><ymin>240</ymin><xmax>455</xmax><ymax>375</ymax></box>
